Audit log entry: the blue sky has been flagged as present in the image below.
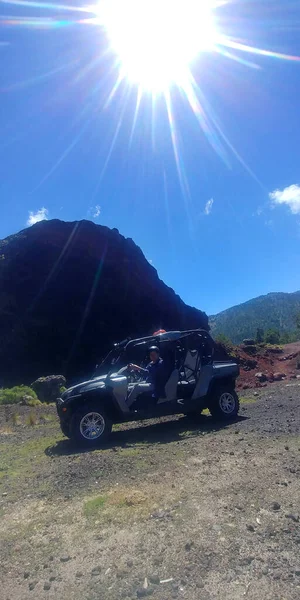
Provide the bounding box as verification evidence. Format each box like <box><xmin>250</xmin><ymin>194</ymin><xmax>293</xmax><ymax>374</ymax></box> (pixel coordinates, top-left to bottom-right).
<box><xmin>1</xmin><ymin>0</ymin><xmax>300</xmax><ymax>315</ymax></box>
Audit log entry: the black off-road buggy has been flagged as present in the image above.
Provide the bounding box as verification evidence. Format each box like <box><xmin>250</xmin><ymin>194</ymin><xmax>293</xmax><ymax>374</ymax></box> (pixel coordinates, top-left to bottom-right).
<box><xmin>56</xmin><ymin>329</ymin><xmax>239</xmax><ymax>446</ymax></box>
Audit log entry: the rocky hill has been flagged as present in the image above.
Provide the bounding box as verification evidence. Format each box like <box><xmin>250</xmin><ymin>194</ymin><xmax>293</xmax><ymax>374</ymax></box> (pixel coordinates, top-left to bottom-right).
<box><xmin>0</xmin><ymin>220</ymin><xmax>208</xmax><ymax>386</ymax></box>
<box><xmin>210</xmin><ymin>291</ymin><xmax>300</xmax><ymax>344</ymax></box>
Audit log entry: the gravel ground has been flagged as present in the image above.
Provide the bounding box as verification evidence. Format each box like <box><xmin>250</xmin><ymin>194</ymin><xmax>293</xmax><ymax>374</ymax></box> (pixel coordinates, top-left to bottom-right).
<box><xmin>0</xmin><ymin>383</ymin><xmax>299</xmax><ymax>600</ymax></box>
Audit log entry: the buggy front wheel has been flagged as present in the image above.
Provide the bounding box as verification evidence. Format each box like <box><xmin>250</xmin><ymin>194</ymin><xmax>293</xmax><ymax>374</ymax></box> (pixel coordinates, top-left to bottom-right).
<box><xmin>70</xmin><ymin>403</ymin><xmax>112</xmax><ymax>446</ymax></box>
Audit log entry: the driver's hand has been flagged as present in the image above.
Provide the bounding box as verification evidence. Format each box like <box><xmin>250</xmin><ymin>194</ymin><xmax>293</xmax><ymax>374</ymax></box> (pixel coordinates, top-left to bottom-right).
<box><xmin>128</xmin><ymin>363</ymin><xmax>138</xmax><ymax>371</ymax></box>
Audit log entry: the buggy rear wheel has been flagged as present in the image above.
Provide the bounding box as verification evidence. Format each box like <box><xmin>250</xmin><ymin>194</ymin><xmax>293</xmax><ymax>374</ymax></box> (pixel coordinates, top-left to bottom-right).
<box><xmin>209</xmin><ymin>388</ymin><xmax>239</xmax><ymax>421</ymax></box>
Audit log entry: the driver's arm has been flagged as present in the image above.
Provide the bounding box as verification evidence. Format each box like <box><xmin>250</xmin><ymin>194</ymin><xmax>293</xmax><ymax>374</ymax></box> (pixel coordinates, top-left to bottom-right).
<box><xmin>128</xmin><ymin>363</ymin><xmax>148</xmax><ymax>373</ymax></box>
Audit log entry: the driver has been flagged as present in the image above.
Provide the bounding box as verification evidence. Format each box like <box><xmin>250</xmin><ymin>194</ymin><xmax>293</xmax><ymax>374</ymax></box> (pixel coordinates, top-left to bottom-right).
<box><xmin>127</xmin><ymin>346</ymin><xmax>168</xmax><ymax>407</ymax></box>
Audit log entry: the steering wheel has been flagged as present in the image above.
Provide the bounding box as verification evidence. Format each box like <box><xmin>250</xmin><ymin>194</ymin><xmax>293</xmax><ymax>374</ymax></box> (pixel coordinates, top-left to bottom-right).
<box><xmin>127</xmin><ymin>365</ymin><xmax>143</xmax><ymax>383</ymax></box>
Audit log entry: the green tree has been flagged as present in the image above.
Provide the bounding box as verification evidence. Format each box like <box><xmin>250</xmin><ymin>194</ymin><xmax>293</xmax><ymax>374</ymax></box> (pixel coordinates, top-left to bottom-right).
<box><xmin>296</xmin><ymin>312</ymin><xmax>300</xmax><ymax>329</ymax></box>
<box><xmin>215</xmin><ymin>333</ymin><xmax>233</xmax><ymax>349</ymax></box>
<box><xmin>256</xmin><ymin>328</ymin><xmax>264</xmax><ymax>343</ymax></box>
<box><xmin>280</xmin><ymin>331</ymin><xmax>291</xmax><ymax>344</ymax></box>
<box><xmin>265</xmin><ymin>329</ymin><xmax>281</xmax><ymax>345</ymax></box>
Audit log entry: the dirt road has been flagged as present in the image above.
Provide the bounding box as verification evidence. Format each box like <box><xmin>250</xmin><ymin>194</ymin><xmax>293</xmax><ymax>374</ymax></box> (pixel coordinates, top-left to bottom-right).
<box><xmin>0</xmin><ymin>384</ymin><xmax>299</xmax><ymax>600</ymax></box>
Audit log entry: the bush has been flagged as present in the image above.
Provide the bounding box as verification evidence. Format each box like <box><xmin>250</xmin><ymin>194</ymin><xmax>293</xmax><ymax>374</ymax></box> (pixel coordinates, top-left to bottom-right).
<box><xmin>0</xmin><ymin>386</ymin><xmax>39</xmax><ymax>406</ymax></box>
<box><xmin>215</xmin><ymin>333</ymin><xmax>233</xmax><ymax>349</ymax></box>
<box><xmin>264</xmin><ymin>329</ymin><xmax>281</xmax><ymax>345</ymax></box>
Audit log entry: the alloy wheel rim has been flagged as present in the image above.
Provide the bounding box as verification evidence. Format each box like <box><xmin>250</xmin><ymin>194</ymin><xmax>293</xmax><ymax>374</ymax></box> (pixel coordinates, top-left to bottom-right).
<box><xmin>79</xmin><ymin>412</ymin><xmax>105</xmax><ymax>440</ymax></box>
<box><xmin>219</xmin><ymin>392</ymin><xmax>236</xmax><ymax>414</ymax></box>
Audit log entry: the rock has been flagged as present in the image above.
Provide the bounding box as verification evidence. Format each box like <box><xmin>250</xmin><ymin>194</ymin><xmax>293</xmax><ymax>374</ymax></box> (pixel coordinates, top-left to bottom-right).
<box><xmin>0</xmin><ymin>220</ymin><xmax>208</xmax><ymax>385</ymax></box>
<box><xmin>91</xmin><ymin>566</ymin><xmax>101</xmax><ymax>576</ymax></box>
<box><xmin>271</xmin><ymin>502</ymin><xmax>281</xmax><ymax>511</ymax></box>
<box><xmin>246</xmin><ymin>524</ymin><xmax>255</xmax><ymax>532</ymax></box>
<box><xmin>239</xmin><ymin>556</ymin><xmax>255</xmax><ymax>566</ymax></box>
<box><xmin>24</xmin><ymin>571</ymin><xmax>30</xmax><ymax>579</ymax></box>
<box><xmin>43</xmin><ymin>582</ymin><xmax>51</xmax><ymax>591</ymax></box>
<box><xmin>20</xmin><ymin>395</ymin><xmax>36</xmax><ymax>406</ymax></box>
<box><xmin>285</xmin><ymin>514</ymin><xmax>299</xmax><ymax>523</ymax></box>
<box><xmin>253</xmin><ymin>392</ymin><xmax>259</xmax><ymax>396</ymax></box>
<box><xmin>2</xmin><ymin>492</ymin><xmax>8</xmax><ymax>497</ymax></box>
<box><xmin>185</xmin><ymin>542</ymin><xmax>193</xmax><ymax>551</ymax></box>
<box><xmin>76</xmin><ymin>571</ymin><xmax>83</xmax><ymax>578</ymax></box>
<box><xmin>149</xmin><ymin>574</ymin><xmax>160</xmax><ymax>585</ymax></box>
<box><xmin>127</xmin><ymin>559</ymin><xmax>133</xmax><ymax>568</ymax></box>
<box><xmin>49</xmin><ymin>576</ymin><xmax>56</xmax><ymax>582</ymax></box>
<box><xmin>136</xmin><ymin>588</ymin><xmax>154</xmax><ymax>598</ymax></box>
<box><xmin>255</xmin><ymin>373</ymin><xmax>268</xmax><ymax>383</ymax></box>
<box><xmin>31</xmin><ymin>375</ymin><xmax>66</xmax><ymax>403</ymax></box>
<box><xmin>60</xmin><ymin>555</ymin><xmax>71</xmax><ymax>563</ymax></box>
<box><xmin>243</xmin><ymin>339</ymin><xmax>256</xmax><ymax>346</ymax></box>
<box><xmin>29</xmin><ymin>581</ymin><xmax>38</xmax><ymax>591</ymax></box>
<box><xmin>284</xmin><ymin>445</ymin><xmax>289</xmax><ymax>450</ymax></box>
<box><xmin>294</xmin><ymin>570</ymin><xmax>300</xmax><ymax>576</ymax></box>
<box><xmin>273</xmin><ymin>373</ymin><xmax>286</xmax><ymax>381</ymax></box>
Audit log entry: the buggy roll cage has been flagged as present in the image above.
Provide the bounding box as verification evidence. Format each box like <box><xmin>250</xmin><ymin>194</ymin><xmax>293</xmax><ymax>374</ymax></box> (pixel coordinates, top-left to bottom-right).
<box><xmin>94</xmin><ymin>329</ymin><xmax>214</xmax><ymax>379</ymax></box>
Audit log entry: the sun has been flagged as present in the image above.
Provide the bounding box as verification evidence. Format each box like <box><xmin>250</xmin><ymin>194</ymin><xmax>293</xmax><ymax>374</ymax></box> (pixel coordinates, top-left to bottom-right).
<box><xmin>98</xmin><ymin>0</ymin><xmax>217</xmax><ymax>92</ymax></box>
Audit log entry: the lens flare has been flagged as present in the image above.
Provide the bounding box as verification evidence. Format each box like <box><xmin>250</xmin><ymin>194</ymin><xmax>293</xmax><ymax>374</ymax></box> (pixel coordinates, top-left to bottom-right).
<box><xmin>97</xmin><ymin>0</ymin><xmax>216</xmax><ymax>91</ymax></box>
<box><xmin>1</xmin><ymin>0</ymin><xmax>300</xmax><ymax>204</ymax></box>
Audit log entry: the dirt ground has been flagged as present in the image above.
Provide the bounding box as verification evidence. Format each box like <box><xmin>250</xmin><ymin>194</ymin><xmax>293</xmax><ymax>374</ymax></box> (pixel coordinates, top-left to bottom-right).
<box><xmin>0</xmin><ymin>383</ymin><xmax>299</xmax><ymax>600</ymax></box>
<box><xmin>236</xmin><ymin>341</ymin><xmax>300</xmax><ymax>390</ymax></box>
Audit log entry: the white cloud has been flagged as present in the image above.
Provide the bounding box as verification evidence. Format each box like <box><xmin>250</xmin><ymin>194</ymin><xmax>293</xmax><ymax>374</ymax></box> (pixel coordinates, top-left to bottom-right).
<box><xmin>204</xmin><ymin>198</ymin><xmax>214</xmax><ymax>215</ymax></box>
<box><xmin>269</xmin><ymin>184</ymin><xmax>300</xmax><ymax>215</ymax></box>
<box><xmin>90</xmin><ymin>205</ymin><xmax>101</xmax><ymax>219</ymax></box>
<box><xmin>27</xmin><ymin>207</ymin><xmax>48</xmax><ymax>226</ymax></box>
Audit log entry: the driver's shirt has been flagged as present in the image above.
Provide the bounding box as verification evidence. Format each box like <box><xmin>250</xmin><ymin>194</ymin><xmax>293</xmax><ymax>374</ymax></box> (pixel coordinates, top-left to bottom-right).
<box><xmin>145</xmin><ymin>358</ymin><xmax>168</xmax><ymax>398</ymax></box>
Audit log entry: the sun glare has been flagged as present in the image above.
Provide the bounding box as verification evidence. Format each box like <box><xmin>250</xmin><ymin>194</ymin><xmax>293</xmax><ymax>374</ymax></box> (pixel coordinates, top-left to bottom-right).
<box><xmin>98</xmin><ymin>0</ymin><xmax>217</xmax><ymax>91</ymax></box>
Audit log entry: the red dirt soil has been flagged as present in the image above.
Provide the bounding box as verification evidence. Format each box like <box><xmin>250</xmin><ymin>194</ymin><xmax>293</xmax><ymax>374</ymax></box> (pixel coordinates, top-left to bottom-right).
<box><xmin>233</xmin><ymin>342</ymin><xmax>300</xmax><ymax>391</ymax></box>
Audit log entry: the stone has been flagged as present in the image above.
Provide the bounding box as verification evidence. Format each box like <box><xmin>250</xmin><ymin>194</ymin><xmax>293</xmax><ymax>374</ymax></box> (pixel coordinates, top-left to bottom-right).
<box><xmin>136</xmin><ymin>587</ymin><xmax>154</xmax><ymax>597</ymax></box>
<box><xmin>239</xmin><ymin>556</ymin><xmax>254</xmax><ymax>566</ymax></box>
<box><xmin>28</xmin><ymin>581</ymin><xmax>38</xmax><ymax>591</ymax></box>
<box><xmin>271</xmin><ymin>502</ymin><xmax>281</xmax><ymax>511</ymax></box>
<box><xmin>273</xmin><ymin>373</ymin><xmax>286</xmax><ymax>381</ymax></box>
<box><xmin>31</xmin><ymin>375</ymin><xmax>66</xmax><ymax>403</ymax></box>
<box><xmin>91</xmin><ymin>566</ymin><xmax>101</xmax><ymax>576</ymax></box>
<box><xmin>285</xmin><ymin>514</ymin><xmax>299</xmax><ymax>523</ymax></box>
<box><xmin>149</xmin><ymin>574</ymin><xmax>160</xmax><ymax>585</ymax></box>
<box><xmin>24</xmin><ymin>572</ymin><xmax>30</xmax><ymax>579</ymax></box>
<box><xmin>127</xmin><ymin>559</ymin><xmax>134</xmax><ymax>568</ymax></box>
<box><xmin>43</xmin><ymin>582</ymin><xmax>51</xmax><ymax>591</ymax></box>
<box><xmin>20</xmin><ymin>395</ymin><xmax>36</xmax><ymax>406</ymax></box>
<box><xmin>60</xmin><ymin>555</ymin><xmax>71</xmax><ymax>563</ymax></box>
<box><xmin>246</xmin><ymin>524</ymin><xmax>255</xmax><ymax>532</ymax></box>
<box><xmin>76</xmin><ymin>571</ymin><xmax>83</xmax><ymax>578</ymax></box>
<box><xmin>255</xmin><ymin>373</ymin><xmax>267</xmax><ymax>383</ymax></box>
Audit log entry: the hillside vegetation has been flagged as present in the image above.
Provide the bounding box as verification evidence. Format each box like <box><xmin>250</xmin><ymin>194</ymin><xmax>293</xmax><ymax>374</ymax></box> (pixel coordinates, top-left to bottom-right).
<box><xmin>210</xmin><ymin>291</ymin><xmax>300</xmax><ymax>344</ymax></box>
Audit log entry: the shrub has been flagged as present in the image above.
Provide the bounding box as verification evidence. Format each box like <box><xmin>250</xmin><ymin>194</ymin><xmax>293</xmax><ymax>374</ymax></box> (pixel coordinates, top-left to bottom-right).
<box><xmin>264</xmin><ymin>329</ymin><xmax>281</xmax><ymax>345</ymax></box>
<box><xmin>0</xmin><ymin>386</ymin><xmax>39</xmax><ymax>406</ymax></box>
<box><xmin>26</xmin><ymin>412</ymin><xmax>37</xmax><ymax>426</ymax></box>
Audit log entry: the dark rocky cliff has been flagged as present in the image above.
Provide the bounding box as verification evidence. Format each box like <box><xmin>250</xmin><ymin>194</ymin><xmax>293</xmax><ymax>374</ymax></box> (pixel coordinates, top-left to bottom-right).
<box><xmin>0</xmin><ymin>219</ymin><xmax>208</xmax><ymax>385</ymax></box>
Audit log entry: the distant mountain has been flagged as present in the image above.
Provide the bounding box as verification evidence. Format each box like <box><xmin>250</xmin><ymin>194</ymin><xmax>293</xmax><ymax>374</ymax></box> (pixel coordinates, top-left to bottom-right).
<box><xmin>0</xmin><ymin>220</ymin><xmax>208</xmax><ymax>386</ymax></box>
<box><xmin>210</xmin><ymin>291</ymin><xmax>300</xmax><ymax>344</ymax></box>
